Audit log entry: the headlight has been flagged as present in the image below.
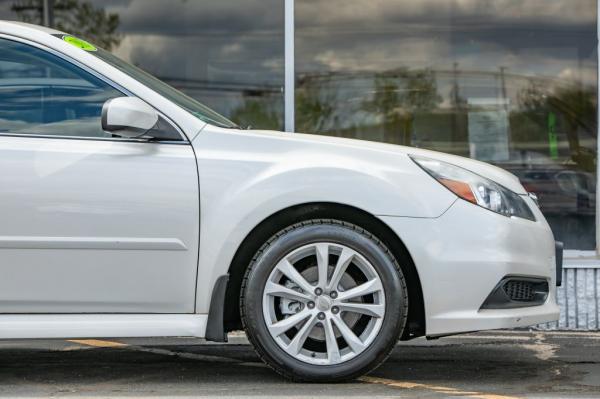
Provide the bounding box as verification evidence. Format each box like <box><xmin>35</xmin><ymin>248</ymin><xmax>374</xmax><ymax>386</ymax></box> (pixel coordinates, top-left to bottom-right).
<box><xmin>411</xmin><ymin>156</ymin><xmax>535</xmax><ymax>221</ymax></box>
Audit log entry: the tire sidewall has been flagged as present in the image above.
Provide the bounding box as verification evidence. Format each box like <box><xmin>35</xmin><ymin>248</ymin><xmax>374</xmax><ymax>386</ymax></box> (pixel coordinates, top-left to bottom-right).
<box><xmin>242</xmin><ymin>222</ymin><xmax>407</xmax><ymax>381</ymax></box>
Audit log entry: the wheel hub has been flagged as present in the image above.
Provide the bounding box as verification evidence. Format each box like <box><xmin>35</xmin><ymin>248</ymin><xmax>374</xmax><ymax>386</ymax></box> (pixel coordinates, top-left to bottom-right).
<box><xmin>316</xmin><ymin>296</ymin><xmax>332</xmax><ymax>311</ymax></box>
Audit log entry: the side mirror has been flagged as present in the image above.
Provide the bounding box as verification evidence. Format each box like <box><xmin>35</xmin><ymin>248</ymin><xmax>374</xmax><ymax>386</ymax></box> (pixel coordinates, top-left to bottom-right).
<box><xmin>101</xmin><ymin>97</ymin><xmax>159</xmax><ymax>138</ymax></box>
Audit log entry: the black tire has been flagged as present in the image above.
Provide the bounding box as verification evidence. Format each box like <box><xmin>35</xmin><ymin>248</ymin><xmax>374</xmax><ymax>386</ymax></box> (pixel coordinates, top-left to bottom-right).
<box><xmin>240</xmin><ymin>219</ymin><xmax>408</xmax><ymax>382</ymax></box>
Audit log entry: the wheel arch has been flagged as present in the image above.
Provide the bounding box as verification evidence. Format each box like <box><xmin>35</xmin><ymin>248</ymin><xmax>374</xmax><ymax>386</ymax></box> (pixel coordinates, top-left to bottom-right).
<box><xmin>220</xmin><ymin>202</ymin><xmax>426</xmax><ymax>341</ymax></box>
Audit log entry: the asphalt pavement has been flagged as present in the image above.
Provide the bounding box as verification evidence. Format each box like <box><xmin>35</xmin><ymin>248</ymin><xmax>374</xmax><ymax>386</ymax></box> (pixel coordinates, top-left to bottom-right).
<box><xmin>0</xmin><ymin>330</ymin><xmax>598</xmax><ymax>398</ymax></box>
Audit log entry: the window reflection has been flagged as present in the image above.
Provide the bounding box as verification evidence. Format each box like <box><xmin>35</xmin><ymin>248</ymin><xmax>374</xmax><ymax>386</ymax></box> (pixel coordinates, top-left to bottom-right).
<box><xmin>296</xmin><ymin>0</ymin><xmax>597</xmax><ymax>249</ymax></box>
<box><xmin>0</xmin><ymin>38</ymin><xmax>122</xmax><ymax>138</ymax></box>
<box><xmin>108</xmin><ymin>0</ymin><xmax>284</xmax><ymax>130</ymax></box>
<box><xmin>2</xmin><ymin>0</ymin><xmax>285</xmax><ymax>130</ymax></box>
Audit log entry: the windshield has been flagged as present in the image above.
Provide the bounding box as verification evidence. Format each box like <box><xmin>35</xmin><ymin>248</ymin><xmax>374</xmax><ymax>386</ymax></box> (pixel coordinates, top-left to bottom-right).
<box><xmin>94</xmin><ymin>48</ymin><xmax>237</xmax><ymax>128</ymax></box>
<box><xmin>57</xmin><ymin>35</ymin><xmax>237</xmax><ymax>128</ymax></box>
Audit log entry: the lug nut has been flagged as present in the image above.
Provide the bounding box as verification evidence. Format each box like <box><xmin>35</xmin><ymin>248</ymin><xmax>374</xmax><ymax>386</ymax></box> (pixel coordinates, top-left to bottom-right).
<box><xmin>317</xmin><ymin>312</ymin><xmax>326</xmax><ymax>320</ymax></box>
<box><xmin>329</xmin><ymin>291</ymin><xmax>338</xmax><ymax>299</ymax></box>
<box><xmin>331</xmin><ymin>306</ymin><xmax>339</xmax><ymax>314</ymax></box>
<box><xmin>314</xmin><ymin>287</ymin><xmax>323</xmax><ymax>296</ymax></box>
<box><xmin>307</xmin><ymin>301</ymin><xmax>315</xmax><ymax>309</ymax></box>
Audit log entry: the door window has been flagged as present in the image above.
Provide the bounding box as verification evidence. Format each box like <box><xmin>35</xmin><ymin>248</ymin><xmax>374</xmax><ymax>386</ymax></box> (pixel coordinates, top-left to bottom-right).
<box><xmin>0</xmin><ymin>37</ymin><xmax>123</xmax><ymax>138</ymax></box>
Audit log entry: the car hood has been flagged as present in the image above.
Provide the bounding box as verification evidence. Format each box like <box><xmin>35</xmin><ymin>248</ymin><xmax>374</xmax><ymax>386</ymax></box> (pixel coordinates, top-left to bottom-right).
<box><xmin>245</xmin><ymin>129</ymin><xmax>527</xmax><ymax>195</ymax></box>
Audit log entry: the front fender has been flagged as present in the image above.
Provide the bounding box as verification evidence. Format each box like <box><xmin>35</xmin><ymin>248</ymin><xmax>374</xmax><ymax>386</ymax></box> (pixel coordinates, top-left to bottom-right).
<box><xmin>191</xmin><ymin>127</ymin><xmax>455</xmax><ymax>313</ymax></box>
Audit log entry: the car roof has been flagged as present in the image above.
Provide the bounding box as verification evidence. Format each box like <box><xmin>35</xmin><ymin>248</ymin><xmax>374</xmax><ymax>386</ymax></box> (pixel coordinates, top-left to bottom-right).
<box><xmin>0</xmin><ymin>20</ymin><xmax>65</xmax><ymax>36</ymax></box>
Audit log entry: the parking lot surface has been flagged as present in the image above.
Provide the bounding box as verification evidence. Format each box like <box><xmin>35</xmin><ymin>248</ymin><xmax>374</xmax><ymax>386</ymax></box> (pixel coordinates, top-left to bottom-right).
<box><xmin>0</xmin><ymin>331</ymin><xmax>598</xmax><ymax>398</ymax></box>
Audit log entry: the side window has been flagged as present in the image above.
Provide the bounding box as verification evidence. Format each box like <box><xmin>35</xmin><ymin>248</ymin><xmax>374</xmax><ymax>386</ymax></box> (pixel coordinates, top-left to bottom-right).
<box><xmin>0</xmin><ymin>38</ymin><xmax>122</xmax><ymax>138</ymax></box>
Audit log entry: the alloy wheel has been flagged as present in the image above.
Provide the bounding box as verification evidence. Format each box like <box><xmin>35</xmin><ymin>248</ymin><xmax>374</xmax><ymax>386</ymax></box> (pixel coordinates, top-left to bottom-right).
<box><xmin>262</xmin><ymin>242</ymin><xmax>386</xmax><ymax>365</ymax></box>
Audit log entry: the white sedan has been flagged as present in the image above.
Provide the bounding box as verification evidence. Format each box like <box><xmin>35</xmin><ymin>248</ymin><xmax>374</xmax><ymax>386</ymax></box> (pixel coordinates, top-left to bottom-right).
<box><xmin>0</xmin><ymin>21</ymin><xmax>560</xmax><ymax>381</ymax></box>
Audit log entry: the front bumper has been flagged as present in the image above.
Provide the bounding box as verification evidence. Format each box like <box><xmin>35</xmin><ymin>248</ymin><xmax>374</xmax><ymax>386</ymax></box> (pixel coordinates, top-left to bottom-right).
<box><xmin>379</xmin><ymin>197</ymin><xmax>560</xmax><ymax>337</ymax></box>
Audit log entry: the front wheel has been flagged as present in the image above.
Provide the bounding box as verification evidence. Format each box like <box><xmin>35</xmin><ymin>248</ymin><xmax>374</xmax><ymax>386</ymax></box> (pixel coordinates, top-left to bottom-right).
<box><xmin>241</xmin><ymin>219</ymin><xmax>408</xmax><ymax>381</ymax></box>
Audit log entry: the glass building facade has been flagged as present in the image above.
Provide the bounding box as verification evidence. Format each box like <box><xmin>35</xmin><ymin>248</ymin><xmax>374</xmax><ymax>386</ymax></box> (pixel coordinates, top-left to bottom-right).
<box><xmin>1</xmin><ymin>0</ymin><xmax>598</xmax><ymax>253</ymax></box>
<box><xmin>295</xmin><ymin>0</ymin><xmax>598</xmax><ymax>251</ymax></box>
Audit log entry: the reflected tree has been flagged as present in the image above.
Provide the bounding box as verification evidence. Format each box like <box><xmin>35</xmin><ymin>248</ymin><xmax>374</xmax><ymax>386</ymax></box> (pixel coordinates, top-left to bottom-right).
<box><xmin>512</xmin><ymin>80</ymin><xmax>551</xmax><ymax>147</ymax></box>
<box><xmin>11</xmin><ymin>0</ymin><xmax>121</xmax><ymax>50</ymax></box>
<box><xmin>363</xmin><ymin>68</ymin><xmax>442</xmax><ymax>145</ymax></box>
<box><xmin>230</xmin><ymin>98</ymin><xmax>281</xmax><ymax>130</ymax></box>
<box><xmin>294</xmin><ymin>69</ymin><xmax>441</xmax><ymax>141</ymax></box>
<box><xmin>517</xmin><ymin>81</ymin><xmax>597</xmax><ymax>173</ymax></box>
<box><xmin>295</xmin><ymin>74</ymin><xmax>336</xmax><ymax>133</ymax></box>
<box><xmin>548</xmin><ymin>86</ymin><xmax>597</xmax><ymax>172</ymax></box>
<box><xmin>363</xmin><ymin>75</ymin><xmax>402</xmax><ymax>143</ymax></box>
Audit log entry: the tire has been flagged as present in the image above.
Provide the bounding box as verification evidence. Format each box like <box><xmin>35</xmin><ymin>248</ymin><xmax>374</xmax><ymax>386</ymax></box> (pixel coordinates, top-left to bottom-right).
<box><xmin>240</xmin><ymin>219</ymin><xmax>408</xmax><ymax>382</ymax></box>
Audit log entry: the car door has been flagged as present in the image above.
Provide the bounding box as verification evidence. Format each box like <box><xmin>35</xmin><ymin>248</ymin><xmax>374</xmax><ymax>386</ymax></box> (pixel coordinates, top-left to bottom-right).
<box><xmin>0</xmin><ymin>37</ymin><xmax>199</xmax><ymax>313</ymax></box>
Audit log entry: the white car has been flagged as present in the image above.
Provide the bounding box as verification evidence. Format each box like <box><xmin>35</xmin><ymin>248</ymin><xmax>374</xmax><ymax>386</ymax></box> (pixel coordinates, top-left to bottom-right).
<box><xmin>0</xmin><ymin>21</ymin><xmax>560</xmax><ymax>381</ymax></box>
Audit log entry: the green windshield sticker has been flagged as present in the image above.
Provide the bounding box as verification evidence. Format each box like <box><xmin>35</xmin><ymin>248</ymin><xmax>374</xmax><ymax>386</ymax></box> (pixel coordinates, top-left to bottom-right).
<box><xmin>62</xmin><ymin>35</ymin><xmax>97</xmax><ymax>52</ymax></box>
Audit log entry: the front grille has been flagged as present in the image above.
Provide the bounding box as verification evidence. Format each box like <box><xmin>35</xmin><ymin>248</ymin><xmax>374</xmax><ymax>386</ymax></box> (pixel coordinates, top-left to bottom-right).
<box><xmin>481</xmin><ymin>277</ymin><xmax>549</xmax><ymax>309</ymax></box>
<box><xmin>503</xmin><ymin>280</ymin><xmax>535</xmax><ymax>301</ymax></box>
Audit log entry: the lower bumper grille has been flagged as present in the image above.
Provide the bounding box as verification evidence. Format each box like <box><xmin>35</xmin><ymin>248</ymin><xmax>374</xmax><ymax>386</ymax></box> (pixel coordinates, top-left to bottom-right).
<box><xmin>504</xmin><ymin>280</ymin><xmax>535</xmax><ymax>301</ymax></box>
<box><xmin>481</xmin><ymin>277</ymin><xmax>549</xmax><ymax>309</ymax></box>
